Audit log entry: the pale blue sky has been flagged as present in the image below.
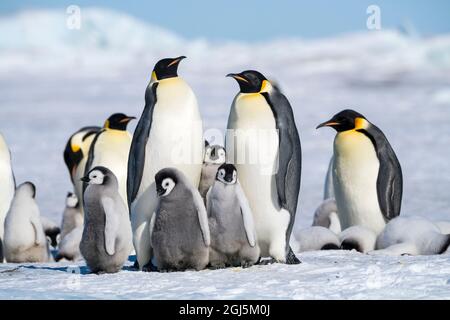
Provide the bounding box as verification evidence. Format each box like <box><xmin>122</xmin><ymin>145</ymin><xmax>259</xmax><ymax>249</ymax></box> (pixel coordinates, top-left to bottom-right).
<box><xmin>1</xmin><ymin>0</ymin><xmax>449</xmax><ymax>41</ymax></box>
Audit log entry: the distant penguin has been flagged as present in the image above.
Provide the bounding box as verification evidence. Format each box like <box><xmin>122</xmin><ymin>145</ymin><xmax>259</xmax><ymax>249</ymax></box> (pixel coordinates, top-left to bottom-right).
<box><xmin>41</xmin><ymin>216</ymin><xmax>61</xmax><ymax>249</ymax></box>
<box><xmin>56</xmin><ymin>226</ymin><xmax>83</xmax><ymax>262</ymax></box>
<box><xmin>294</xmin><ymin>226</ymin><xmax>341</xmax><ymax>252</ymax></box>
<box><xmin>150</xmin><ymin>168</ymin><xmax>210</xmax><ymax>272</ymax></box>
<box><xmin>312</xmin><ymin>198</ymin><xmax>341</xmax><ymax>234</ymax></box>
<box><xmin>371</xmin><ymin>216</ymin><xmax>450</xmax><ymax>256</ymax></box>
<box><xmin>317</xmin><ymin>109</ymin><xmax>403</xmax><ymax>235</ymax></box>
<box><xmin>339</xmin><ymin>226</ymin><xmax>377</xmax><ymax>253</ymax></box>
<box><xmin>199</xmin><ymin>142</ymin><xmax>226</xmax><ymax>201</ymax></box>
<box><xmin>85</xmin><ymin>113</ymin><xmax>135</xmax><ymax>205</ymax></box>
<box><xmin>128</xmin><ymin>56</ymin><xmax>203</xmax><ymax>269</ymax></box>
<box><xmin>0</xmin><ymin>133</ymin><xmax>16</xmax><ymax>240</ymax></box>
<box><xmin>80</xmin><ymin>167</ymin><xmax>133</xmax><ymax>273</ymax></box>
<box><xmin>206</xmin><ymin>164</ymin><xmax>260</xmax><ymax>268</ymax></box>
<box><xmin>226</xmin><ymin>71</ymin><xmax>302</xmax><ymax>264</ymax></box>
<box><xmin>60</xmin><ymin>192</ymin><xmax>83</xmax><ymax>240</ymax></box>
<box><xmin>63</xmin><ymin>126</ymin><xmax>101</xmax><ymax>212</ymax></box>
<box><xmin>3</xmin><ymin>182</ymin><xmax>51</xmax><ymax>263</ymax></box>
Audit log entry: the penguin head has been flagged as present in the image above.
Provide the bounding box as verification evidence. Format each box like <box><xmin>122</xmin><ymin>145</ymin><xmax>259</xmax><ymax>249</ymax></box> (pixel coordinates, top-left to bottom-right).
<box><xmin>17</xmin><ymin>181</ymin><xmax>37</xmax><ymax>199</ymax></box>
<box><xmin>316</xmin><ymin>109</ymin><xmax>369</xmax><ymax>132</ymax></box>
<box><xmin>81</xmin><ymin>166</ymin><xmax>112</xmax><ymax>186</ymax></box>
<box><xmin>104</xmin><ymin>113</ymin><xmax>136</xmax><ymax>131</ymax></box>
<box><xmin>155</xmin><ymin>168</ymin><xmax>179</xmax><ymax>197</ymax></box>
<box><xmin>151</xmin><ymin>56</ymin><xmax>186</xmax><ymax>81</ymax></box>
<box><xmin>66</xmin><ymin>192</ymin><xmax>79</xmax><ymax>208</ymax></box>
<box><xmin>216</xmin><ymin>164</ymin><xmax>237</xmax><ymax>185</ymax></box>
<box><xmin>227</xmin><ymin>70</ymin><xmax>271</xmax><ymax>94</ymax></box>
<box><xmin>204</xmin><ymin>144</ymin><xmax>226</xmax><ymax>164</ymax></box>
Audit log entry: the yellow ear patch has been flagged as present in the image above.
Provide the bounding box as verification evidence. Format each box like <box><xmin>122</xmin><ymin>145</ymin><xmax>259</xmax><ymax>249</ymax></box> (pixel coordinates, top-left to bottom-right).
<box><xmin>151</xmin><ymin>71</ymin><xmax>158</xmax><ymax>82</ymax></box>
<box><xmin>71</xmin><ymin>144</ymin><xmax>80</xmax><ymax>153</ymax></box>
<box><xmin>354</xmin><ymin>117</ymin><xmax>368</xmax><ymax>130</ymax></box>
<box><xmin>104</xmin><ymin>119</ymin><xmax>110</xmax><ymax>129</ymax></box>
<box><xmin>260</xmin><ymin>80</ymin><xmax>272</xmax><ymax>93</ymax></box>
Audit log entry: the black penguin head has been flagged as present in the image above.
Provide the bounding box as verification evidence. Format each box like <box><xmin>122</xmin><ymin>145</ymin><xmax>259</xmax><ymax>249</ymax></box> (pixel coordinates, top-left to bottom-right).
<box><xmin>45</xmin><ymin>227</ymin><xmax>61</xmax><ymax>249</ymax></box>
<box><xmin>104</xmin><ymin>113</ymin><xmax>136</xmax><ymax>131</ymax></box>
<box><xmin>152</xmin><ymin>56</ymin><xmax>186</xmax><ymax>81</ymax></box>
<box><xmin>155</xmin><ymin>168</ymin><xmax>179</xmax><ymax>197</ymax></box>
<box><xmin>316</xmin><ymin>109</ymin><xmax>369</xmax><ymax>132</ymax></box>
<box><xmin>204</xmin><ymin>145</ymin><xmax>226</xmax><ymax>164</ymax></box>
<box><xmin>227</xmin><ymin>70</ymin><xmax>269</xmax><ymax>94</ymax></box>
<box><xmin>18</xmin><ymin>182</ymin><xmax>36</xmax><ymax>198</ymax></box>
<box><xmin>81</xmin><ymin>166</ymin><xmax>112</xmax><ymax>186</ymax></box>
<box><xmin>216</xmin><ymin>164</ymin><xmax>237</xmax><ymax>185</ymax></box>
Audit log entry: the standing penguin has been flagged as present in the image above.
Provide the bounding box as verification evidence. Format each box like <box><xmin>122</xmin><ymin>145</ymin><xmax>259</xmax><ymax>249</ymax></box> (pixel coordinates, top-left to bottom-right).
<box><xmin>226</xmin><ymin>70</ymin><xmax>301</xmax><ymax>264</ymax></box>
<box><xmin>199</xmin><ymin>142</ymin><xmax>226</xmax><ymax>200</ymax></box>
<box><xmin>85</xmin><ymin>113</ymin><xmax>135</xmax><ymax>205</ymax></box>
<box><xmin>64</xmin><ymin>126</ymin><xmax>100</xmax><ymax>212</ymax></box>
<box><xmin>0</xmin><ymin>133</ymin><xmax>15</xmax><ymax>240</ymax></box>
<box><xmin>80</xmin><ymin>167</ymin><xmax>133</xmax><ymax>273</ymax></box>
<box><xmin>150</xmin><ymin>168</ymin><xmax>210</xmax><ymax>272</ymax></box>
<box><xmin>206</xmin><ymin>164</ymin><xmax>260</xmax><ymax>268</ymax></box>
<box><xmin>60</xmin><ymin>192</ymin><xmax>83</xmax><ymax>240</ymax></box>
<box><xmin>317</xmin><ymin>109</ymin><xmax>403</xmax><ymax>234</ymax></box>
<box><xmin>3</xmin><ymin>182</ymin><xmax>51</xmax><ymax>263</ymax></box>
<box><xmin>127</xmin><ymin>56</ymin><xmax>203</xmax><ymax>269</ymax></box>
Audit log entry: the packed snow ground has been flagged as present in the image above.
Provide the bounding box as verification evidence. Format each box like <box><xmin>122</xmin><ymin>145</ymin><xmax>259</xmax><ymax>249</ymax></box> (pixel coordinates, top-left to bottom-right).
<box><xmin>0</xmin><ymin>8</ymin><xmax>450</xmax><ymax>299</ymax></box>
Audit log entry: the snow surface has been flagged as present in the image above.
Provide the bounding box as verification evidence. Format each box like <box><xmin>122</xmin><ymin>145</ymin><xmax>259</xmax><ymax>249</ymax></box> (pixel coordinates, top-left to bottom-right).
<box><xmin>0</xmin><ymin>8</ymin><xmax>450</xmax><ymax>299</ymax></box>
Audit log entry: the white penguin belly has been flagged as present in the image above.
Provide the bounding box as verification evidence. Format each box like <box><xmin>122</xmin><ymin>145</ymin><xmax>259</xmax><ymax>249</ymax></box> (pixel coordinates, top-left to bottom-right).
<box><xmin>91</xmin><ymin>131</ymin><xmax>131</xmax><ymax>205</ymax></box>
<box><xmin>0</xmin><ymin>136</ymin><xmax>15</xmax><ymax>239</ymax></box>
<box><xmin>227</xmin><ymin>94</ymin><xmax>290</xmax><ymax>259</ymax></box>
<box><xmin>333</xmin><ymin>131</ymin><xmax>386</xmax><ymax>234</ymax></box>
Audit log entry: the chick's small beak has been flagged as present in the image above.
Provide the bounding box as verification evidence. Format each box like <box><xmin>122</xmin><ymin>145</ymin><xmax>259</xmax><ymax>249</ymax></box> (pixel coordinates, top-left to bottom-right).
<box><xmin>81</xmin><ymin>176</ymin><xmax>90</xmax><ymax>183</ymax></box>
<box><xmin>156</xmin><ymin>186</ymin><xmax>165</xmax><ymax>196</ymax></box>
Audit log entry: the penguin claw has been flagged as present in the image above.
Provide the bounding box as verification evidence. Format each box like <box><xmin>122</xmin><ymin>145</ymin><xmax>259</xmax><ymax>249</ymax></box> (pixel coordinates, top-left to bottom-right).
<box><xmin>142</xmin><ymin>261</ymin><xmax>158</xmax><ymax>272</ymax></box>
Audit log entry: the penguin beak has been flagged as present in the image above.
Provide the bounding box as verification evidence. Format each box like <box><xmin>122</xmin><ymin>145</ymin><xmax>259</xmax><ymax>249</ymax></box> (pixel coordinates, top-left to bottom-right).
<box><xmin>156</xmin><ymin>186</ymin><xmax>165</xmax><ymax>197</ymax></box>
<box><xmin>226</xmin><ymin>73</ymin><xmax>249</xmax><ymax>84</ymax></box>
<box><xmin>81</xmin><ymin>176</ymin><xmax>90</xmax><ymax>183</ymax></box>
<box><xmin>119</xmin><ymin>116</ymin><xmax>136</xmax><ymax>124</ymax></box>
<box><xmin>167</xmin><ymin>56</ymin><xmax>186</xmax><ymax>68</ymax></box>
<box><xmin>316</xmin><ymin>120</ymin><xmax>340</xmax><ymax>129</ymax></box>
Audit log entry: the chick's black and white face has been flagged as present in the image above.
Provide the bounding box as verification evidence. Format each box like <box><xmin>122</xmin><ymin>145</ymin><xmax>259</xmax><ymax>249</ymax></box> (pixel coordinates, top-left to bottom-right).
<box><xmin>217</xmin><ymin>167</ymin><xmax>237</xmax><ymax>185</ymax></box>
<box><xmin>88</xmin><ymin>170</ymin><xmax>105</xmax><ymax>185</ymax></box>
<box><xmin>204</xmin><ymin>146</ymin><xmax>226</xmax><ymax>164</ymax></box>
<box><xmin>158</xmin><ymin>177</ymin><xmax>176</xmax><ymax>197</ymax></box>
<box><xmin>66</xmin><ymin>193</ymin><xmax>79</xmax><ymax>208</ymax></box>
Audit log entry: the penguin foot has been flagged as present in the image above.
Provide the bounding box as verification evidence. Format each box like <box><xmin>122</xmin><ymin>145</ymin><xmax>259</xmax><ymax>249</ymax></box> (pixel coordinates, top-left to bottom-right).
<box><xmin>286</xmin><ymin>247</ymin><xmax>301</xmax><ymax>265</ymax></box>
<box><xmin>257</xmin><ymin>258</ymin><xmax>277</xmax><ymax>265</ymax></box>
<box><xmin>340</xmin><ymin>240</ymin><xmax>362</xmax><ymax>253</ymax></box>
<box><xmin>142</xmin><ymin>261</ymin><xmax>158</xmax><ymax>272</ymax></box>
<box><xmin>131</xmin><ymin>260</ymin><xmax>139</xmax><ymax>270</ymax></box>
<box><xmin>321</xmin><ymin>243</ymin><xmax>340</xmax><ymax>250</ymax></box>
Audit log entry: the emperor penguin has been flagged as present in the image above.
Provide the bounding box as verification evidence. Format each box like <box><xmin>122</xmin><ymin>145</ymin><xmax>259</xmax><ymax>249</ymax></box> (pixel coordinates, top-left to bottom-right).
<box><xmin>317</xmin><ymin>109</ymin><xmax>403</xmax><ymax>235</ymax></box>
<box><xmin>56</xmin><ymin>226</ymin><xmax>83</xmax><ymax>262</ymax></box>
<box><xmin>339</xmin><ymin>225</ymin><xmax>377</xmax><ymax>253</ymax></box>
<box><xmin>226</xmin><ymin>70</ymin><xmax>301</xmax><ymax>264</ymax></box>
<box><xmin>40</xmin><ymin>216</ymin><xmax>61</xmax><ymax>249</ymax></box>
<box><xmin>85</xmin><ymin>113</ymin><xmax>135</xmax><ymax>205</ymax></box>
<box><xmin>150</xmin><ymin>168</ymin><xmax>210</xmax><ymax>272</ymax></box>
<box><xmin>312</xmin><ymin>198</ymin><xmax>341</xmax><ymax>234</ymax></box>
<box><xmin>3</xmin><ymin>182</ymin><xmax>51</xmax><ymax>263</ymax></box>
<box><xmin>127</xmin><ymin>56</ymin><xmax>203</xmax><ymax>269</ymax></box>
<box><xmin>293</xmin><ymin>226</ymin><xmax>341</xmax><ymax>252</ymax></box>
<box><xmin>206</xmin><ymin>164</ymin><xmax>260</xmax><ymax>268</ymax></box>
<box><xmin>64</xmin><ymin>126</ymin><xmax>100</xmax><ymax>215</ymax></box>
<box><xmin>371</xmin><ymin>216</ymin><xmax>450</xmax><ymax>256</ymax></box>
<box><xmin>60</xmin><ymin>192</ymin><xmax>83</xmax><ymax>240</ymax></box>
<box><xmin>80</xmin><ymin>167</ymin><xmax>133</xmax><ymax>273</ymax></box>
<box><xmin>199</xmin><ymin>142</ymin><xmax>226</xmax><ymax>201</ymax></box>
<box><xmin>0</xmin><ymin>133</ymin><xmax>16</xmax><ymax>240</ymax></box>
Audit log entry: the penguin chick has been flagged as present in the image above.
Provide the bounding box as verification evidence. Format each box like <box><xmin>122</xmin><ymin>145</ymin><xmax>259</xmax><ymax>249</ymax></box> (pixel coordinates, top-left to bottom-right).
<box><xmin>294</xmin><ymin>226</ymin><xmax>341</xmax><ymax>252</ymax></box>
<box><xmin>60</xmin><ymin>192</ymin><xmax>83</xmax><ymax>241</ymax></box>
<box><xmin>312</xmin><ymin>198</ymin><xmax>341</xmax><ymax>234</ymax></box>
<box><xmin>80</xmin><ymin>167</ymin><xmax>133</xmax><ymax>273</ymax></box>
<box><xmin>435</xmin><ymin>220</ymin><xmax>450</xmax><ymax>234</ymax></box>
<box><xmin>199</xmin><ymin>142</ymin><xmax>226</xmax><ymax>201</ymax></box>
<box><xmin>3</xmin><ymin>182</ymin><xmax>51</xmax><ymax>263</ymax></box>
<box><xmin>206</xmin><ymin>164</ymin><xmax>260</xmax><ymax>268</ymax></box>
<box><xmin>339</xmin><ymin>225</ymin><xmax>377</xmax><ymax>253</ymax></box>
<box><xmin>40</xmin><ymin>216</ymin><xmax>61</xmax><ymax>249</ymax></box>
<box><xmin>56</xmin><ymin>226</ymin><xmax>83</xmax><ymax>262</ymax></box>
<box><xmin>371</xmin><ymin>216</ymin><xmax>450</xmax><ymax>256</ymax></box>
<box><xmin>150</xmin><ymin>168</ymin><xmax>210</xmax><ymax>272</ymax></box>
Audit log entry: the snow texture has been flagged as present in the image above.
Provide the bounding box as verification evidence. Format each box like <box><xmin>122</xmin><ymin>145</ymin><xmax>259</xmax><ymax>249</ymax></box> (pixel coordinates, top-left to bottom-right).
<box><xmin>0</xmin><ymin>8</ymin><xmax>450</xmax><ymax>299</ymax></box>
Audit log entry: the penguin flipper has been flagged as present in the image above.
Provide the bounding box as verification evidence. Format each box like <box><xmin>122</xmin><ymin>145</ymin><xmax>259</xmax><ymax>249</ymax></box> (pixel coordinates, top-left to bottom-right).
<box><xmin>359</xmin><ymin>127</ymin><xmax>403</xmax><ymax>220</ymax></box>
<box><xmin>236</xmin><ymin>182</ymin><xmax>256</xmax><ymax>247</ymax></box>
<box><xmin>101</xmin><ymin>197</ymin><xmax>119</xmax><ymax>256</ymax></box>
<box><xmin>127</xmin><ymin>82</ymin><xmax>158</xmax><ymax>207</ymax></box>
<box><xmin>191</xmin><ymin>188</ymin><xmax>210</xmax><ymax>246</ymax></box>
<box><xmin>30</xmin><ymin>216</ymin><xmax>45</xmax><ymax>246</ymax></box>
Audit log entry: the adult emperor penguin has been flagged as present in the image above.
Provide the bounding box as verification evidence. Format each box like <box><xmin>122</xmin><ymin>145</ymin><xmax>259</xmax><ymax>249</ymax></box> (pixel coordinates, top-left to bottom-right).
<box><xmin>206</xmin><ymin>164</ymin><xmax>260</xmax><ymax>268</ymax></box>
<box><xmin>127</xmin><ymin>56</ymin><xmax>203</xmax><ymax>269</ymax></box>
<box><xmin>150</xmin><ymin>168</ymin><xmax>209</xmax><ymax>272</ymax></box>
<box><xmin>63</xmin><ymin>126</ymin><xmax>100</xmax><ymax>212</ymax></box>
<box><xmin>85</xmin><ymin>113</ymin><xmax>135</xmax><ymax>205</ymax></box>
<box><xmin>80</xmin><ymin>167</ymin><xmax>133</xmax><ymax>273</ymax></box>
<box><xmin>0</xmin><ymin>133</ymin><xmax>15</xmax><ymax>240</ymax></box>
<box><xmin>3</xmin><ymin>182</ymin><xmax>51</xmax><ymax>263</ymax></box>
<box><xmin>317</xmin><ymin>109</ymin><xmax>403</xmax><ymax>234</ymax></box>
<box><xmin>226</xmin><ymin>70</ymin><xmax>301</xmax><ymax>264</ymax></box>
